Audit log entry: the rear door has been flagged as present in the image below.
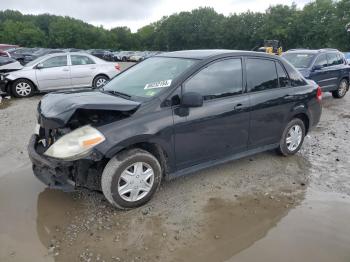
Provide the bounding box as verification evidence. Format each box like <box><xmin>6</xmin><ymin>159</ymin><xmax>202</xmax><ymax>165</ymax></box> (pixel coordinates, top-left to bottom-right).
<box><xmin>173</xmin><ymin>58</ymin><xmax>250</xmax><ymax>169</ymax></box>
<box><xmin>70</xmin><ymin>55</ymin><xmax>97</xmax><ymax>87</ymax></box>
<box><xmin>247</xmin><ymin>57</ymin><xmax>294</xmax><ymax>148</ymax></box>
<box><xmin>35</xmin><ymin>55</ymin><xmax>71</xmax><ymax>90</ymax></box>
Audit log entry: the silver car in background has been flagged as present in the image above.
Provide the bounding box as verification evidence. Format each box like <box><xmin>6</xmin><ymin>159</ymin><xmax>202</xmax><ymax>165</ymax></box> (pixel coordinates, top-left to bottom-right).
<box><xmin>5</xmin><ymin>52</ymin><xmax>121</xmax><ymax>97</ymax></box>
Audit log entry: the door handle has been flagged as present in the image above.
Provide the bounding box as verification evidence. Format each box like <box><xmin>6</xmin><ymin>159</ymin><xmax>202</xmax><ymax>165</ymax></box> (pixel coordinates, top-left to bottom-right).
<box><xmin>234</xmin><ymin>103</ymin><xmax>243</xmax><ymax>110</ymax></box>
<box><xmin>62</xmin><ymin>68</ymin><xmax>69</xmax><ymax>71</ymax></box>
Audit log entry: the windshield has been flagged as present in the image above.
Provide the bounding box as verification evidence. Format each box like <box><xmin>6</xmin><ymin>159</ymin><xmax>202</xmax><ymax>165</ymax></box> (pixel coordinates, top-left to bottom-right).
<box><xmin>103</xmin><ymin>57</ymin><xmax>197</xmax><ymax>99</ymax></box>
<box><xmin>282</xmin><ymin>53</ymin><xmax>315</xmax><ymax>68</ymax></box>
<box><xmin>344</xmin><ymin>53</ymin><xmax>350</xmax><ymax>59</ymax></box>
<box><xmin>24</xmin><ymin>56</ymin><xmax>46</xmax><ymax>67</ymax></box>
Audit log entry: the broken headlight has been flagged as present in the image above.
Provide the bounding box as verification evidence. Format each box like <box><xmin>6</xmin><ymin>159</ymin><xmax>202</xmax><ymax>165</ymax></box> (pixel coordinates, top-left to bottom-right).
<box><xmin>44</xmin><ymin>125</ymin><xmax>105</xmax><ymax>160</ymax></box>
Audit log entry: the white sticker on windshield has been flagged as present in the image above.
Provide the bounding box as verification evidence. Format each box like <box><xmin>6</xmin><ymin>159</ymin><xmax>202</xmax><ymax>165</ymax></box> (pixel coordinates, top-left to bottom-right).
<box><xmin>144</xmin><ymin>80</ymin><xmax>172</xmax><ymax>90</ymax></box>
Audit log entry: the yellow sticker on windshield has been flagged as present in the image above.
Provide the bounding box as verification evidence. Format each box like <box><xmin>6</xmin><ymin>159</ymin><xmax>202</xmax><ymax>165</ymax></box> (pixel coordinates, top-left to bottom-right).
<box><xmin>144</xmin><ymin>80</ymin><xmax>172</xmax><ymax>90</ymax></box>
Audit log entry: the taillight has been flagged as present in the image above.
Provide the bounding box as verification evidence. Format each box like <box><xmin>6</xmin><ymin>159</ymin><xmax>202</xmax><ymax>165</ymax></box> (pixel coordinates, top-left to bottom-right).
<box><xmin>115</xmin><ymin>64</ymin><xmax>120</xmax><ymax>71</ymax></box>
<box><xmin>316</xmin><ymin>86</ymin><xmax>322</xmax><ymax>102</ymax></box>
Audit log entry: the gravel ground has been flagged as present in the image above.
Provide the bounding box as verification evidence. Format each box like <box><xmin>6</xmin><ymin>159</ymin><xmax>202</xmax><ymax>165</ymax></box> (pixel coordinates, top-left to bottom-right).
<box><xmin>0</xmin><ymin>84</ymin><xmax>349</xmax><ymax>262</ymax></box>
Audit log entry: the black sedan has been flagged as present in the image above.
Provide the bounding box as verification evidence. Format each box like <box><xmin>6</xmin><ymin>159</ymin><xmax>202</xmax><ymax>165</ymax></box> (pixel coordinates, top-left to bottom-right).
<box><xmin>28</xmin><ymin>50</ymin><xmax>322</xmax><ymax>209</ymax></box>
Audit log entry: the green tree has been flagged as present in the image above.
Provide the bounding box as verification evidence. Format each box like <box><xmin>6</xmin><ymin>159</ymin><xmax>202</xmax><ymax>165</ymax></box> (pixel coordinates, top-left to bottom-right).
<box><xmin>0</xmin><ymin>20</ymin><xmax>46</xmax><ymax>46</ymax></box>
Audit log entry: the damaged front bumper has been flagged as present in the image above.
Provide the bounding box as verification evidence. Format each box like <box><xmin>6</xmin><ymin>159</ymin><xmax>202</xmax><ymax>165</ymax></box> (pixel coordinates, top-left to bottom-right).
<box><xmin>28</xmin><ymin>134</ymin><xmax>76</xmax><ymax>191</ymax></box>
<box><xmin>28</xmin><ymin>134</ymin><xmax>105</xmax><ymax>192</ymax></box>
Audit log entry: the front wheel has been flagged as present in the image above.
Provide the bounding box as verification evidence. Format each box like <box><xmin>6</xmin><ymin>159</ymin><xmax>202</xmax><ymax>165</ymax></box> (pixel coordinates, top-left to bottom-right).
<box><xmin>332</xmin><ymin>79</ymin><xmax>348</xmax><ymax>98</ymax></box>
<box><xmin>92</xmin><ymin>75</ymin><xmax>109</xmax><ymax>88</ymax></box>
<box><xmin>12</xmin><ymin>79</ymin><xmax>34</xmax><ymax>98</ymax></box>
<box><xmin>101</xmin><ymin>149</ymin><xmax>162</xmax><ymax>209</ymax></box>
<box><xmin>278</xmin><ymin>118</ymin><xmax>305</xmax><ymax>156</ymax></box>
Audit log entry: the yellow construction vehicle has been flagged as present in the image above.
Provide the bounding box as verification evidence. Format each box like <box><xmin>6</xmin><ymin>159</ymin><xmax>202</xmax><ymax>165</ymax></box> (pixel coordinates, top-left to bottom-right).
<box><xmin>255</xmin><ymin>40</ymin><xmax>283</xmax><ymax>55</ymax></box>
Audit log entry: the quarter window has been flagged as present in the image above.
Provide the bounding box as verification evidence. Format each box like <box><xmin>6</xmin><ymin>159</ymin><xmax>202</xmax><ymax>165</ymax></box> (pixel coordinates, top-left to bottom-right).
<box><xmin>276</xmin><ymin>62</ymin><xmax>289</xmax><ymax>87</ymax></box>
<box><xmin>41</xmin><ymin>56</ymin><xmax>67</xmax><ymax>68</ymax></box>
<box><xmin>246</xmin><ymin>58</ymin><xmax>278</xmax><ymax>92</ymax></box>
<box><xmin>71</xmin><ymin>55</ymin><xmax>95</xmax><ymax>65</ymax></box>
<box><xmin>183</xmin><ymin>59</ymin><xmax>243</xmax><ymax>100</ymax></box>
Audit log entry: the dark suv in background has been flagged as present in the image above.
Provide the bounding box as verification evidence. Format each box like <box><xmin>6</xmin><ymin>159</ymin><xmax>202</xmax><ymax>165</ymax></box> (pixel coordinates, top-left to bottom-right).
<box><xmin>28</xmin><ymin>50</ymin><xmax>322</xmax><ymax>209</ymax></box>
<box><xmin>282</xmin><ymin>49</ymin><xmax>350</xmax><ymax>98</ymax></box>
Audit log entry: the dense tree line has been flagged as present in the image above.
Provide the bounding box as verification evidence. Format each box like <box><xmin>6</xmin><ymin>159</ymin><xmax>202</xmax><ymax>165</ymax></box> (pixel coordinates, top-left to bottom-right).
<box><xmin>0</xmin><ymin>0</ymin><xmax>349</xmax><ymax>51</ymax></box>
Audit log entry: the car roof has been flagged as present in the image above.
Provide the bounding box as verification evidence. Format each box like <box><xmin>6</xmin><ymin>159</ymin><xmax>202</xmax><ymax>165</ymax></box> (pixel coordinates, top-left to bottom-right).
<box><xmin>285</xmin><ymin>48</ymin><xmax>340</xmax><ymax>54</ymax></box>
<box><xmin>32</xmin><ymin>52</ymin><xmax>93</xmax><ymax>62</ymax></box>
<box><xmin>156</xmin><ymin>49</ymin><xmax>281</xmax><ymax>60</ymax></box>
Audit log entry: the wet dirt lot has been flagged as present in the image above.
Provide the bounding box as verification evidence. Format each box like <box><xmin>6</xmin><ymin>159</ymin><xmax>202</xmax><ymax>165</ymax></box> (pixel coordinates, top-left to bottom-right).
<box><xmin>1</xmin><ymin>86</ymin><xmax>350</xmax><ymax>261</ymax></box>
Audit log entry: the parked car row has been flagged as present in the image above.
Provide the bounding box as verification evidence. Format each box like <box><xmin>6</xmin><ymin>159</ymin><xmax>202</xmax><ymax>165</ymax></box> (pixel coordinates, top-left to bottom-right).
<box><xmin>112</xmin><ymin>51</ymin><xmax>163</xmax><ymax>62</ymax></box>
<box><xmin>0</xmin><ymin>44</ymin><xmax>163</xmax><ymax>65</ymax></box>
<box><xmin>1</xmin><ymin>44</ymin><xmax>349</xmax><ymax>100</ymax></box>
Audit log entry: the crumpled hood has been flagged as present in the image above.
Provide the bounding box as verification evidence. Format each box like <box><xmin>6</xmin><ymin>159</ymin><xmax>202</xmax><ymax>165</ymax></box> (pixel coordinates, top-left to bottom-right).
<box><xmin>39</xmin><ymin>89</ymin><xmax>140</xmax><ymax>128</ymax></box>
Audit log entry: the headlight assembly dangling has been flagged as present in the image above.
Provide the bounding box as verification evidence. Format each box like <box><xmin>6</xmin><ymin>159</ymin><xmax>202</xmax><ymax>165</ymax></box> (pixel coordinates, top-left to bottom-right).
<box><xmin>44</xmin><ymin>125</ymin><xmax>105</xmax><ymax>160</ymax></box>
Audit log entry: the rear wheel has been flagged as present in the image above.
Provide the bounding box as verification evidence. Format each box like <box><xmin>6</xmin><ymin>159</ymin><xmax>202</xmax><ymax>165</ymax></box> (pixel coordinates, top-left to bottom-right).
<box><xmin>12</xmin><ymin>79</ymin><xmax>34</xmax><ymax>98</ymax></box>
<box><xmin>92</xmin><ymin>75</ymin><xmax>109</xmax><ymax>88</ymax></box>
<box><xmin>332</xmin><ymin>78</ymin><xmax>348</xmax><ymax>98</ymax></box>
<box><xmin>278</xmin><ymin>118</ymin><xmax>305</xmax><ymax>156</ymax></box>
<box><xmin>101</xmin><ymin>149</ymin><xmax>162</xmax><ymax>209</ymax></box>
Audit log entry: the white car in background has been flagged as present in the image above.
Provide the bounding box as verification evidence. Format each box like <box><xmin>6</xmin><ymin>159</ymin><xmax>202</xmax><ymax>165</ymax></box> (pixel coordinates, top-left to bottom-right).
<box><xmin>5</xmin><ymin>52</ymin><xmax>120</xmax><ymax>97</ymax></box>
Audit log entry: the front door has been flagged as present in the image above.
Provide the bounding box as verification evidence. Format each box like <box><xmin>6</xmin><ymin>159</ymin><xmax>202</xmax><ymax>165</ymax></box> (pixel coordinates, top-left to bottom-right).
<box><xmin>310</xmin><ymin>53</ymin><xmax>334</xmax><ymax>90</ymax></box>
<box><xmin>173</xmin><ymin>58</ymin><xmax>250</xmax><ymax>169</ymax></box>
<box><xmin>35</xmin><ymin>55</ymin><xmax>71</xmax><ymax>90</ymax></box>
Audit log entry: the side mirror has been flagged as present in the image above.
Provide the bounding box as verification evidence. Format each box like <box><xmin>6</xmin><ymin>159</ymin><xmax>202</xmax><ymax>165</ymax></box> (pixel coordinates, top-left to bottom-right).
<box><xmin>36</xmin><ymin>63</ymin><xmax>44</xmax><ymax>69</ymax></box>
<box><xmin>181</xmin><ymin>92</ymin><xmax>203</xmax><ymax>107</ymax></box>
<box><xmin>313</xmin><ymin>64</ymin><xmax>323</xmax><ymax>71</ymax></box>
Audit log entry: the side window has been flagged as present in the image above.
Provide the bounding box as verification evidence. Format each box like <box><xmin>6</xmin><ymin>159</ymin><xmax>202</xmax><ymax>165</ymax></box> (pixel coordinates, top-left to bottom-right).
<box><xmin>276</xmin><ymin>62</ymin><xmax>289</xmax><ymax>88</ymax></box>
<box><xmin>314</xmin><ymin>54</ymin><xmax>328</xmax><ymax>68</ymax></box>
<box><xmin>41</xmin><ymin>56</ymin><xmax>67</xmax><ymax>68</ymax></box>
<box><xmin>183</xmin><ymin>58</ymin><xmax>243</xmax><ymax>100</ymax></box>
<box><xmin>71</xmin><ymin>55</ymin><xmax>95</xmax><ymax>65</ymax></box>
<box><xmin>246</xmin><ymin>58</ymin><xmax>278</xmax><ymax>92</ymax></box>
<box><xmin>336</xmin><ymin>53</ymin><xmax>344</xmax><ymax>65</ymax></box>
<box><xmin>327</xmin><ymin>53</ymin><xmax>339</xmax><ymax>66</ymax></box>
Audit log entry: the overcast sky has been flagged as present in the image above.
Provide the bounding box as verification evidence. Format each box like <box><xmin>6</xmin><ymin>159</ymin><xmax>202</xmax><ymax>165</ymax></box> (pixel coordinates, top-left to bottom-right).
<box><xmin>1</xmin><ymin>0</ymin><xmax>311</xmax><ymax>32</ymax></box>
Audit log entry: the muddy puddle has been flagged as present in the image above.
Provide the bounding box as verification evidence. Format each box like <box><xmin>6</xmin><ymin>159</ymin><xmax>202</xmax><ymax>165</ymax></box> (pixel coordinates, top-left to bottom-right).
<box><xmin>1</xmin><ymin>161</ymin><xmax>350</xmax><ymax>262</ymax></box>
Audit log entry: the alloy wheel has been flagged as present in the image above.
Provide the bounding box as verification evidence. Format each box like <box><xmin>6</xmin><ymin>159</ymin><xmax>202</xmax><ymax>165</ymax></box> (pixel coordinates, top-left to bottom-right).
<box><xmin>338</xmin><ymin>80</ymin><xmax>348</xmax><ymax>97</ymax></box>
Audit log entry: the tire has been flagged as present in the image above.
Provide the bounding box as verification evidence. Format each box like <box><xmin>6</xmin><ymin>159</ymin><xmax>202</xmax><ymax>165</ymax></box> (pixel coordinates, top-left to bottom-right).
<box><xmin>12</xmin><ymin>79</ymin><xmax>34</xmax><ymax>98</ymax></box>
<box><xmin>92</xmin><ymin>75</ymin><xmax>109</xmax><ymax>88</ymax></box>
<box><xmin>122</xmin><ymin>57</ymin><xmax>127</xmax><ymax>62</ymax></box>
<box><xmin>277</xmin><ymin>118</ymin><xmax>306</xmax><ymax>156</ymax></box>
<box><xmin>101</xmin><ymin>149</ymin><xmax>162</xmax><ymax>209</ymax></box>
<box><xmin>332</xmin><ymin>78</ymin><xmax>348</xmax><ymax>99</ymax></box>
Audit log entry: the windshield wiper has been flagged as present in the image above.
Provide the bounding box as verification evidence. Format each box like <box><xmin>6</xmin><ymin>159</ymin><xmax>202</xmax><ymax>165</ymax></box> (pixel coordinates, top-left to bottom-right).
<box><xmin>104</xmin><ymin>90</ymin><xmax>132</xmax><ymax>99</ymax></box>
